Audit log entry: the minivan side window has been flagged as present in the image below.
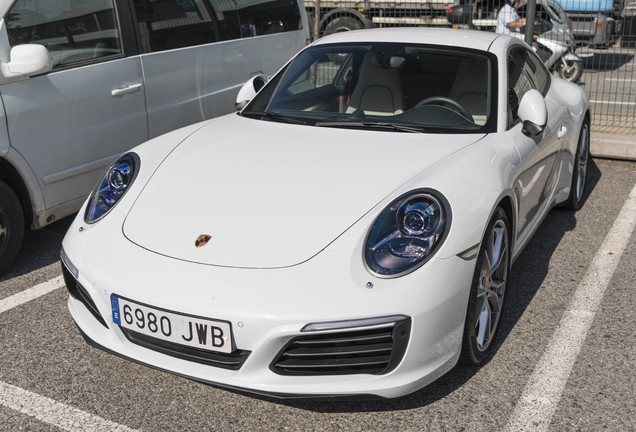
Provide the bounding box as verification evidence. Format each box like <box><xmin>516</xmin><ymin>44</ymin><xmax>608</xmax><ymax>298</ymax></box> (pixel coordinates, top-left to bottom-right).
<box><xmin>5</xmin><ymin>0</ymin><xmax>123</xmax><ymax>69</ymax></box>
<box><xmin>133</xmin><ymin>0</ymin><xmax>301</xmax><ymax>53</ymax></box>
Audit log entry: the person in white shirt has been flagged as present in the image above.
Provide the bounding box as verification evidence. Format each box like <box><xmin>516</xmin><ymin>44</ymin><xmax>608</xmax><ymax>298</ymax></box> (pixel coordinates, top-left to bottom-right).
<box><xmin>496</xmin><ymin>0</ymin><xmax>527</xmax><ymax>34</ymax></box>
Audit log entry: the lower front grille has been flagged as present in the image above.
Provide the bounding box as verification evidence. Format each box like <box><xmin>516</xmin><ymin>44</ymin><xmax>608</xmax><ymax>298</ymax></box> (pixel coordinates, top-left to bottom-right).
<box><xmin>120</xmin><ymin>328</ymin><xmax>251</xmax><ymax>370</ymax></box>
<box><xmin>62</xmin><ymin>264</ymin><xmax>109</xmax><ymax>328</ymax></box>
<box><xmin>271</xmin><ymin>317</ymin><xmax>411</xmax><ymax>376</ymax></box>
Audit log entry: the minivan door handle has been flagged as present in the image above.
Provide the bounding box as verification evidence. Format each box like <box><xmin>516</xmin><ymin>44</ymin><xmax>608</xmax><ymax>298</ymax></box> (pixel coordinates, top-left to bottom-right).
<box><xmin>111</xmin><ymin>83</ymin><xmax>142</xmax><ymax>97</ymax></box>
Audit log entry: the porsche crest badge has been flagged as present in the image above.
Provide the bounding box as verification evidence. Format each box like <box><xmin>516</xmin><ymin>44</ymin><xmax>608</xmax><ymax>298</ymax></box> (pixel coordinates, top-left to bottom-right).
<box><xmin>195</xmin><ymin>234</ymin><xmax>212</xmax><ymax>248</ymax></box>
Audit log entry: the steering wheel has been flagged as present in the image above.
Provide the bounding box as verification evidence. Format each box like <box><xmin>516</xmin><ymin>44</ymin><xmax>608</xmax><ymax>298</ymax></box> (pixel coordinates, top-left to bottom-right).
<box><xmin>415</xmin><ymin>96</ymin><xmax>473</xmax><ymax>121</ymax></box>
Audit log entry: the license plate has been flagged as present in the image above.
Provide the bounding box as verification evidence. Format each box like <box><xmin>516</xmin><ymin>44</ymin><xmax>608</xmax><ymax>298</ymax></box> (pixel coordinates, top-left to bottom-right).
<box><xmin>110</xmin><ymin>295</ymin><xmax>232</xmax><ymax>354</ymax></box>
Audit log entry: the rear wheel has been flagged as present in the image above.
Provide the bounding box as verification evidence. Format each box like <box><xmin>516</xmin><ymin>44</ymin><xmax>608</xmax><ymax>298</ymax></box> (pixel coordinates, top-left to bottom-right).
<box><xmin>460</xmin><ymin>207</ymin><xmax>510</xmax><ymax>365</ymax></box>
<box><xmin>0</xmin><ymin>180</ymin><xmax>24</xmax><ymax>276</ymax></box>
<box><xmin>555</xmin><ymin>59</ymin><xmax>583</xmax><ymax>83</ymax></box>
<box><xmin>323</xmin><ymin>16</ymin><xmax>363</xmax><ymax>35</ymax></box>
<box><xmin>561</xmin><ymin>119</ymin><xmax>590</xmax><ymax>210</ymax></box>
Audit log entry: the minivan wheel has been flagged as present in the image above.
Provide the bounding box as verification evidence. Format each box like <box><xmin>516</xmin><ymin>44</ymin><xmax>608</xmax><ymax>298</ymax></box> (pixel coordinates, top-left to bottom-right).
<box><xmin>459</xmin><ymin>207</ymin><xmax>510</xmax><ymax>365</ymax></box>
<box><xmin>0</xmin><ymin>180</ymin><xmax>24</xmax><ymax>276</ymax></box>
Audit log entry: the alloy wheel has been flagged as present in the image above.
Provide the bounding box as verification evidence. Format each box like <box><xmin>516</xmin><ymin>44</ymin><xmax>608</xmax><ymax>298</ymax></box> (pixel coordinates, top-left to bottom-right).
<box><xmin>474</xmin><ymin>219</ymin><xmax>509</xmax><ymax>352</ymax></box>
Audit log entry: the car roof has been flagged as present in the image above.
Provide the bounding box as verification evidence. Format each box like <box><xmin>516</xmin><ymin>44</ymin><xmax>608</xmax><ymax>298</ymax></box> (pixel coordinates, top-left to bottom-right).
<box><xmin>312</xmin><ymin>28</ymin><xmax>503</xmax><ymax>52</ymax></box>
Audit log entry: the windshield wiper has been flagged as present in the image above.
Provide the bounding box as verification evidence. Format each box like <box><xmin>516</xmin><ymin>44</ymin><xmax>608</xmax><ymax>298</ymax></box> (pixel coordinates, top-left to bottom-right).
<box><xmin>240</xmin><ymin>111</ymin><xmax>307</xmax><ymax>125</ymax></box>
<box><xmin>315</xmin><ymin>120</ymin><xmax>426</xmax><ymax>133</ymax></box>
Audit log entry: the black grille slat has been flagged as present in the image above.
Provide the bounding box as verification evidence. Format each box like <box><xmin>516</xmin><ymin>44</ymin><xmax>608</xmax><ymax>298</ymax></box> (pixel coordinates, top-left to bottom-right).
<box><xmin>291</xmin><ymin>332</ymin><xmax>392</xmax><ymax>346</ymax></box>
<box><xmin>276</xmin><ymin>355</ymin><xmax>390</xmax><ymax>369</ymax></box>
<box><xmin>284</xmin><ymin>342</ymin><xmax>393</xmax><ymax>357</ymax></box>
<box><xmin>120</xmin><ymin>328</ymin><xmax>250</xmax><ymax>370</ymax></box>
<box><xmin>271</xmin><ymin>318</ymin><xmax>411</xmax><ymax>376</ymax></box>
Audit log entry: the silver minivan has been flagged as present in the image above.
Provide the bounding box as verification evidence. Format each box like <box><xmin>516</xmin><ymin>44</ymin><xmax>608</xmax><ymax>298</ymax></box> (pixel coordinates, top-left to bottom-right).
<box><xmin>0</xmin><ymin>0</ymin><xmax>309</xmax><ymax>274</ymax></box>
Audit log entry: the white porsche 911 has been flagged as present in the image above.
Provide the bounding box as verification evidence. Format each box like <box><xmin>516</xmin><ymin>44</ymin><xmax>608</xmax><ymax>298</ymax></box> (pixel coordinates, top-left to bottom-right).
<box><xmin>61</xmin><ymin>28</ymin><xmax>590</xmax><ymax>399</ymax></box>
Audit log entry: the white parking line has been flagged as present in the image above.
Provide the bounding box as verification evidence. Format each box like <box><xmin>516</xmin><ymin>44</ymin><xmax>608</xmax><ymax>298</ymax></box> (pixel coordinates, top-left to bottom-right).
<box><xmin>0</xmin><ymin>275</ymin><xmax>64</xmax><ymax>314</ymax></box>
<box><xmin>1</xmin><ymin>276</ymin><xmax>138</xmax><ymax>430</ymax></box>
<box><xmin>0</xmin><ymin>381</ymin><xmax>139</xmax><ymax>432</ymax></box>
<box><xmin>505</xmin><ymin>181</ymin><xmax>636</xmax><ymax>432</ymax></box>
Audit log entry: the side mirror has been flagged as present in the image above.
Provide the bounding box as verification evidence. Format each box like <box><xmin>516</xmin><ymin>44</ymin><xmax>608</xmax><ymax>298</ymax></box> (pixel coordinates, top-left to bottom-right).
<box><xmin>518</xmin><ymin>89</ymin><xmax>547</xmax><ymax>136</ymax></box>
<box><xmin>235</xmin><ymin>74</ymin><xmax>267</xmax><ymax>110</ymax></box>
<box><xmin>5</xmin><ymin>44</ymin><xmax>51</xmax><ymax>77</ymax></box>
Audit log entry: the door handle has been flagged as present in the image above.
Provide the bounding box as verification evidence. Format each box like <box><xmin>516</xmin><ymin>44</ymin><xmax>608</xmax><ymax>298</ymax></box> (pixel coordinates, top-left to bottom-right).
<box><xmin>111</xmin><ymin>83</ymin><xmax>142</xmax><ymax>97</ymax></box>
<box><xmin>557</xmin><ymin>125</ymin><xmax>567</xmax><ymax>139</ymax></box>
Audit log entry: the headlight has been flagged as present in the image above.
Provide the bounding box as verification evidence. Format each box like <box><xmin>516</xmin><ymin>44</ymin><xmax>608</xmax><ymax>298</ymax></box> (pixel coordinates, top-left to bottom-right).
<box><xmin>84</xmin><ymin>153</ymin><xmax>139</xmax><ymax>223</ymax></box>
<box><xmin>364</xmin><ymin>190</ymin><xmax>450</xmax><ymax>277</ymax></box>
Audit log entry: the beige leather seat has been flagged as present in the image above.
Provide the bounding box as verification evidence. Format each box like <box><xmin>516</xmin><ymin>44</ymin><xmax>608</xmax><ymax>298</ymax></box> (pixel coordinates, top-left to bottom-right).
<box><xmin>448</xmin><ymin>57</ymin><xmax>489</xmax><ymax>124</ymax></box>
<box><xmin>346</xmin><ymin>53</ymin><xmax>404</xmax><ymax>116</ymax></box>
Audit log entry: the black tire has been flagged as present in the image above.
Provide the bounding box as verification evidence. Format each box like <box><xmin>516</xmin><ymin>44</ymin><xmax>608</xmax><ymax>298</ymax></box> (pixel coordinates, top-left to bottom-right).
<box><xmin>555</xmin><ymin>59</ymin><xmax>583</xmax><ymax>83</ymax></box>
<box><xmin>0</xmin><ymin>180</ymin><xmax>24</xmax><ymax>276</ymax></box>
<box><xmin>323</xmin><ymin>16</ymin><xmax>363</xmax><ymax>35</ymax></box>
<box><xmin>459</xmin><ymin>207</ymin><xmax>511</xmax><ymax>365</ymax></box>
<box><xmin>561</xmin><ymin>119</ymin><xmax>590</xmax><ymax>210</ymax></box>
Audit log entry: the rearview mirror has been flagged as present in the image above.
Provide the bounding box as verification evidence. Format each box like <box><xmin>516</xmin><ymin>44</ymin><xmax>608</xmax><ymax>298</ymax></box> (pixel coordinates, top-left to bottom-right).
<box><xmin>518</xmin><ymin>89</ymin><xmax>547</xmax><ymax>136</ymax></box>
<box><xmin>235</xmin><ymin>74</ymin><xmax>267</xmax><ymax>110</ymax></box>
<box><xmin>5</xmin><ymin>44</ymin><xmax>51</xmax><ymax>77</ymax></box>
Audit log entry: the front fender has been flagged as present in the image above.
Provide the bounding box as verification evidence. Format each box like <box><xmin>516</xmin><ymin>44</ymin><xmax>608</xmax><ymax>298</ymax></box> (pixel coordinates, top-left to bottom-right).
<box><xmin>563</xmin><ymin>51</ymin><xmax>583</xmax><ymax>62</ymax></box>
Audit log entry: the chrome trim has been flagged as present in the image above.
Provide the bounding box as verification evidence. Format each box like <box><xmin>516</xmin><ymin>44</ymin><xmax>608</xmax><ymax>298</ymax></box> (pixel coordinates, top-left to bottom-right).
<box><xmin>301</xmin><ymin>315</ymin><xmax>410</xmax><ymax>332</ymax></box>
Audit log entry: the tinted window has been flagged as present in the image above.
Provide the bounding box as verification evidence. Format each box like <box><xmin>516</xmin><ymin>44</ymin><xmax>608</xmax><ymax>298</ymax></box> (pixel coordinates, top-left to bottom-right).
<box><xmin>507</xmin><ymin>47</ymin><xmax>550</xmax><ymax>123</ymax></box>
<box><xmin>133</xmin><ymin>0</ymin><xmax>301</xmax><ymax>53</ymax></box>
<box><xmin>6</xmin><ymin>0</ymin><xmax>122</xmax><ymax>68</ymax></box>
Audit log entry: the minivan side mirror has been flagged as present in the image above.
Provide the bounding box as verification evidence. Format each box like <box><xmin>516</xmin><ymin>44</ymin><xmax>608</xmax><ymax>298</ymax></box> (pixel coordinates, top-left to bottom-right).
<box><xmin>4</xmin><ymin>44</ymin><xmax>51</xmax><ymax>77</ymax></box>
<box><xmin>518</xmin><ymin>89</ymin><xmax>547</xmax><ymax>137</ymax></box>
<box><xmin>235</xmin><ymin>74</ymin><xmax>268</xmax><ymax>110</ymax></box>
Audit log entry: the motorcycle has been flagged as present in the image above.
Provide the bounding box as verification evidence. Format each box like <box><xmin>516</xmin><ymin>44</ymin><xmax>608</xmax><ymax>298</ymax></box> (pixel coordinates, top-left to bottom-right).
<box><xmin>447</xmin><ymin>0</ymin><xmax>584</xmax><ymax>82</ymax></box>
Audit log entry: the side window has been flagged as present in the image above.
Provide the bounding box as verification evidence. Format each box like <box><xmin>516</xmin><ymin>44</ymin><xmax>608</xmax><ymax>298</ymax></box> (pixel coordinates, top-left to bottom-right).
<box><xmin>507</xmin><ymin>47</ymin><xmax>549</xmax><ymax>124</ymax></box>
<box><xmin>133</xmin><ymin>0</ymin><xmax>302</xmax><ymax>53</ymax></box>
<box><xmin>5</xmin><ymin>0</ymin><xmax>123</xmax><ymax>68</ymax></box>
<box><xmin>288</xmin><ymin>53</ymin><xmax>352</xmax><ymax>95</ymax></box>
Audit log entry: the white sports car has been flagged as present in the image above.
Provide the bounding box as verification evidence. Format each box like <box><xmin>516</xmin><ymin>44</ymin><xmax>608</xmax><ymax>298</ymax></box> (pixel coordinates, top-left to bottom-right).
<box><xmin>61</xmin><ymin>28</ymin><xmax>590</xmax><ymax>399</ymax></box>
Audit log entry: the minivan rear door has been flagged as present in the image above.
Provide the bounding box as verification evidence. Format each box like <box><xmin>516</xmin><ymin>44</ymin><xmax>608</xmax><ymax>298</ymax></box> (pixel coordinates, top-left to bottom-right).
<box><xmin>131</xmin><ymin>0</ymin><xmax>307</xmax><ymax>138</ymax></box>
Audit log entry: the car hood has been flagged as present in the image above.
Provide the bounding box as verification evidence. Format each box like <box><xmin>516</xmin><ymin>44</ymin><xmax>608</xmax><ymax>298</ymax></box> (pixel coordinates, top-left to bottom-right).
<box><xmin>123</xmin><ymin>115</ymin><xmax>483</xmax><ymax>268</ymax></box>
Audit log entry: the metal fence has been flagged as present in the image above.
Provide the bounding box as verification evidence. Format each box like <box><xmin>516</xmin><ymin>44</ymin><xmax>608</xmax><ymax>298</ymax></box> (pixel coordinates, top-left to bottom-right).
<box><xmin>307</xmin><ymin>0</ymin><xmax>636</xmax><ymax>132</ymax></box>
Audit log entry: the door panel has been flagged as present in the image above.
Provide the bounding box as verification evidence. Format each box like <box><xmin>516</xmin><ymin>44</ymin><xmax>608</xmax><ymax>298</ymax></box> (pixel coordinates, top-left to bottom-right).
<box><xmin>512</xmin><ymin>96</ymin><xmax>564</xmax><ymax>242</ymax></box>
<box><xmin>2</xmin><ymin>57</ymin><xmax>148</xmax><ymax>209</ymax></box>
<box><xmin>141</xmin><ymin>30</ymin><xmax>305</xmax><ymax>138</ymax></box>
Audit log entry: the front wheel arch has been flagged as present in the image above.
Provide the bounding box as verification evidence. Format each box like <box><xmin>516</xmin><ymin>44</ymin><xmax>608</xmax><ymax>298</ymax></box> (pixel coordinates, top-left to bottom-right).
<box><xmin>459</xmin><ymin>206</ymin><xmax>512</xmax><ymax>365</ymax></box>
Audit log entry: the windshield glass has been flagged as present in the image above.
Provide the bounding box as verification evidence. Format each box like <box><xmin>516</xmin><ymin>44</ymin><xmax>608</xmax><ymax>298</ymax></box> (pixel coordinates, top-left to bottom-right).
<box><xmin>243</xmin><ymin>43</ymin><xmax>495</xmax><ymax>133</ymax></box>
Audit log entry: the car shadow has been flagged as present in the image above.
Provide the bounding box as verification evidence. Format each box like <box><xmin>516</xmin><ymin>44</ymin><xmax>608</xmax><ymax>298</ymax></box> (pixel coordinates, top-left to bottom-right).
<box><xmin>581</xmin><ymin>52</ymin><xmax>635</xmax><ymax>71</ymax></box>
<box><xmin>0</xmin><ymin>215</ymin><xmax>74</xmax><ymax>282</ymax></box>
<box><xmin>268</xmin><ymin>159</ymin><xmax>602</xmax><ymax>413</ymax></box>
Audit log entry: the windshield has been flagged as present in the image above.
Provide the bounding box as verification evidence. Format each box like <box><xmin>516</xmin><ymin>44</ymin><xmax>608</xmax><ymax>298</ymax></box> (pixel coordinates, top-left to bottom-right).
<box><xmin>242</xmin><ymin>43</ymin><xmax>495</xmax><ymax>133</ymax></box>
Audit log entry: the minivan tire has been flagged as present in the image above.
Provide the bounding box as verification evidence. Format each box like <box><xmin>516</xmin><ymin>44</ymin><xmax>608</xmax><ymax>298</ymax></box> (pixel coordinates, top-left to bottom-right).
<box><xmin>0</xmin><ymin>180</ymin><xmax>24</xmax><ymax>276</ymax></box>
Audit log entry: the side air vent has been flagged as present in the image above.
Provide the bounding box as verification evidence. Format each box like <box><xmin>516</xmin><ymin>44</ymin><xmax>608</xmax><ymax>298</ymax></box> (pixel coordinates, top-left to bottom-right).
<box><xmin>271</xmin><ymin>317</ymin><xmax>411</xmax><ymax>376</ymax></box>
<box><xmin>62</xmin><ymin>264</ymin><xmax>109</xmax><ymax>328</ymax></box>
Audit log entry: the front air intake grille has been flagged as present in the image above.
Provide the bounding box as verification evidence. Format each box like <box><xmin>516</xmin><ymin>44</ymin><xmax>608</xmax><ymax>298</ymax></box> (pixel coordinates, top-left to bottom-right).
<box><xmin>61</xmin><ymin>265</ymin><xmax>109</xmax><ymax>328</ymax></box>
<box><xmin>271</xmin><ymin>318</ymin><xmax>411</xmax><ymax>376</ymax></box>
<box><xmin>120</xmin><ymin>328</ymin><xmax>251</xmax><ymax>370</ymax></box>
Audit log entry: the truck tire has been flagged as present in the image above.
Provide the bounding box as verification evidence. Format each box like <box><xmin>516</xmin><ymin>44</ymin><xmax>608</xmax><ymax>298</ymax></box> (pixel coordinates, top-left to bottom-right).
<box><xmin>0</xmin><ymin>179</ymin><xmax>24</xmax><ymax>276</ymax></box>
<box><xmin>323</xmin><ymin>16</ymin><xmax>363</xmax><ymax>35</ymax></box>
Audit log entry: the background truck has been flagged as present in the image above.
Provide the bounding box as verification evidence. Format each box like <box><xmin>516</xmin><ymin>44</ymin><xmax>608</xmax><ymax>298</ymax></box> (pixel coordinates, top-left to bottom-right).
<box><xmin>553</xmin><ymin>0</ymin><xmax>624</xmax><ymax>46</ymax></box>
<box><xmin>305</xmin><ymin>0</ymin><xmax>454</xmax><ymax>36</ymax></box>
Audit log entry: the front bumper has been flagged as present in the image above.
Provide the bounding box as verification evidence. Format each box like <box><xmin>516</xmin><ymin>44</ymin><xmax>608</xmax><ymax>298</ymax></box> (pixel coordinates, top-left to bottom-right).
<box><xmin>61</xmin><ymin>210</ymin><xmax>476</xmax><ymax>399</ymax></box>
